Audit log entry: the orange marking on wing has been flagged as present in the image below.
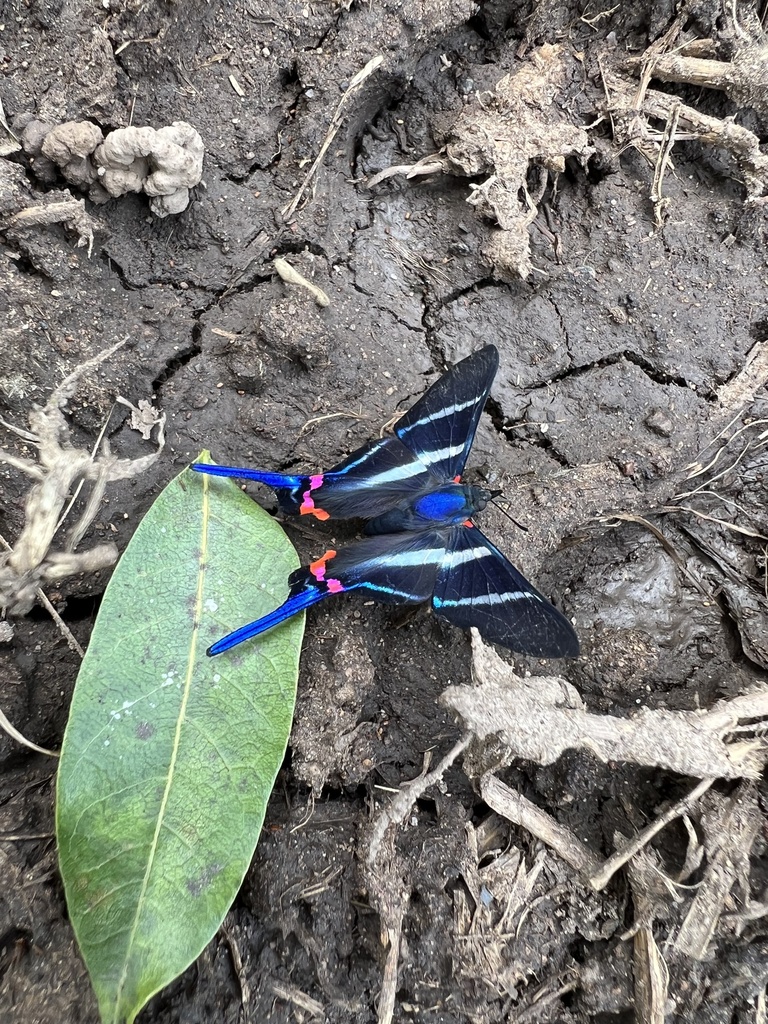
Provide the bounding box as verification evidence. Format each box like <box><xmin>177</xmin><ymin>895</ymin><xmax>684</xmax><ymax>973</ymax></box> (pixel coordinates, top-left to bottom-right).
<box><xmin>300</xmin><ymin>501</ymin><xmax>329</xmax><ymax>521</ymax></box>
<box><xmin>300</xmin><ymin>474</ymin><xmax>329</xmax><ymax>519</ymax></box>
<box><xmin>309</xmin><ymin>549</ymin><xmax>337</xmax><ymax>581</ymax></box>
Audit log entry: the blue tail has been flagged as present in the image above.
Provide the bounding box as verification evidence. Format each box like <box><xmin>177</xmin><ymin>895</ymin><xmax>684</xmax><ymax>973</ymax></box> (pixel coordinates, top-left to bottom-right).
<box><xmin>192</xmin><ymin>463</ymin><xmax>303</xmax><ymax>490</ymax></box>
<box><xmin>207</xmin><ymin>585</ymin><xmax>327</xmax><ymax>656</ymax></box>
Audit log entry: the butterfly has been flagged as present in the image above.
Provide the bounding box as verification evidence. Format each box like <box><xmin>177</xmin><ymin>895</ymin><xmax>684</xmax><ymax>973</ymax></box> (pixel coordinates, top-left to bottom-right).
<box><xmin>191</xmin><ymin>345</ymin><xmax>579</xmax><ymax>658</ymax></box>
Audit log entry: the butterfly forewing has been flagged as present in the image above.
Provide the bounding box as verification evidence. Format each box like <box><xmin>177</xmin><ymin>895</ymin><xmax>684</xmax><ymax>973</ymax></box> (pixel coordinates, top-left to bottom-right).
<box><xmin>395</xmin><ymin>346</ymin><xmax>499</xmax><ymax>482</ymax></box>
<box><xmin>308</xmin><ymin>437</ymin><xmax>437</xmax><ymax>519</ymax></box>
<box><xmin>432</xmin><ymin>526</ymin><xmax>579</xmax><ymax>657</ymax></box>
<box><xmin>310</xmin><ymin>346</ymin><xmax>498</xmax><ymax>516</ymax></box>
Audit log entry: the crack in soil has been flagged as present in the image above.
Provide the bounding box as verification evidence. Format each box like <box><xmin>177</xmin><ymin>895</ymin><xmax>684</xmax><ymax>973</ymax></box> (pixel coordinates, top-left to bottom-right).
<box><xmin>522</xmin><ymin>348</ymin><xmax>706</xmax><ymax>395</ymax></box>
<box><xmin>151</xmin><ymin>339</ymin><xmax>202</xmax><ymax>394</ymax></box>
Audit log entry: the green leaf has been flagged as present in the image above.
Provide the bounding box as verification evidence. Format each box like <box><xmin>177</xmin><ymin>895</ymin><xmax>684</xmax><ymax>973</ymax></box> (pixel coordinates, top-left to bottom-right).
<box><xmin>56</xmin><ymin>456</ymin><xmax>302</xmax><ymax>1024</ymax></box>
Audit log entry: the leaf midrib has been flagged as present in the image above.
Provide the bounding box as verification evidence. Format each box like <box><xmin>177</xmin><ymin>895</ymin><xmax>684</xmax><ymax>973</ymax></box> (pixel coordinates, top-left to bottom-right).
<box><xmin>111</xmin><ymin>474</ymin><xmax>210</xmax><ymax>1023</ymax></box>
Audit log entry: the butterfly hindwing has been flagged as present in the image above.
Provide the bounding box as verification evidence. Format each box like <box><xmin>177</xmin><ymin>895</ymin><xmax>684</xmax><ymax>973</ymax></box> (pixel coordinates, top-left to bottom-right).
<box><xmin>295</xmin><ymin>531</ymin><xmax>445</xmax><ymax>604</ymax></box>
<box><xmin>206</xmin><ymin>531</ymin><xmax>446</xmax><ymax>655</ymax></box>
<box><xmin>433</xmin><ymin>525</ymin><xmax>579</xmax><ymax>658</ymax></box>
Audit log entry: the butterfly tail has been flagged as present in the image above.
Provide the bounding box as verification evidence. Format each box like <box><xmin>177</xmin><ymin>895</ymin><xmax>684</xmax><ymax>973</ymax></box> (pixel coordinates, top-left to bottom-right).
<box><xmin>192</xmin><ymin>463</ymin><xmax>303</xmax><ymax>490</ymax></box>
<box><xmin>207</xmin><ymin>582</ymin><xmax>327</xmax><ymax>656</ymax></box>
<box><xmin>208</xmin><ymin>547</ymin><xmax>358</xmax><ymax>656</ymax></box>
<box><xmin>191</xmin><ymin>463</ymin><xmax>332</xmax><ymax>519</ymax></box>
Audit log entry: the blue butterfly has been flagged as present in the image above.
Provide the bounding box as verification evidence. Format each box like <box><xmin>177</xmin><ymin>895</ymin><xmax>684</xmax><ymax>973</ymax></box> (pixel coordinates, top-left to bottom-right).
<box><xmin>192</xmin><ymin>345</ymin><xmax>579</xmax><ymax>659</ymax></box>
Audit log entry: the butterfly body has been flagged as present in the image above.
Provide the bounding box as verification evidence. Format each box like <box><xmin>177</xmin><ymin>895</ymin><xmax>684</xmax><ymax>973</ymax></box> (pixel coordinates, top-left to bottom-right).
<box><xmin>192</xmin><ymin>346</ymin><xmax>579</xmax><ymax>659</ymax></box>
<box><xmin>365</xmin><ymin>482</ymin><xmax>491</xmax><ymax>534</ymax></box>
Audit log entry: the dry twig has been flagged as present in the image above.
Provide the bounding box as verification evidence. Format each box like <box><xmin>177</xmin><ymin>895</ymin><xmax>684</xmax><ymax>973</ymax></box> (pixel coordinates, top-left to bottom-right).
<box><xmin>590</xmin><ymin>778</ymin><xmax>715</xmax><ymax>891</ymax></box>
<box><xmin>367</xmin><ymin>735</ymin><xmax>470</xmax><ymax>865</ymax></box>
<box><xmin>282</xmin><ymin>55</ymin><xmax>384</xmax><ymax>219</ymax></box>
<box><xmin>649</xmin><ymin>101</ymin><xmax>680</xmax><ymax>227</ymax></box>
<box><xmin>269</xmin><ymin>980</ymin><xmax>324</xmax><ymax>1019</ymax></box>
<box><xmin>480</xmin><ymin>774</ymin><xmax>602</xmax><ymax>878</ymax></box>
<box><xmin>363</xmin><ymin>736</ymin><xmax>470</xmax><ymax>1024</ymax></box>
<box><xmin>627</xmin><ymin>848</ymin><xmax>670</xmax><ymax>1024</ymax></box>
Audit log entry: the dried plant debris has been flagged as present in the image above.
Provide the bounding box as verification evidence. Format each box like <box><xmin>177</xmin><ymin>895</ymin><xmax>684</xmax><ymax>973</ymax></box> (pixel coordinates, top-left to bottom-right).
<box><xmin>451</xmin><ymin>835</ymin><xmax>571</xmax><ymax>1004</ymax></box>
<box><xmin>273</xmin><ymin>257</ymin><xmax>331</xmax><ymax>308</ymax></box>
<box><xmin>618</xmin><ymin>783</ymin><xmax>767</xmax><ymax>1019</ymax></box>
<box><xmin>5</xmin><ymin>196</ymin><xmax>95</xmax><ymax>257</ymax></box>
<box><xmin>369</xmin><ymin>44</ymin><xmax>593</xmax><ymax>279</ymax></box>
<box><xmin>445</xmin><ymin>635</ymin><xmax>768</xmax><ymax>1010</ymax></box>
<box><xmin>0</xmin><ymin>156</ymin><xmax>97</xmax><ymax>255</ymax></box>
<box><xmin>672</xmin><ymin>782</ymin><xmax>761</xmax><ymax>961</ymax></box>
<box><xmin>671</xmin><ymin>415</ymin><xmax>768</xmax><ymax>670</ymax></box>
<box><xmin>603</xmin><ymin>17</ymin><xmax>768</xmax><ymax>206</ymax></box>
<box><xmin>0</xmin><ymin>340</ymin><xmax>165</xmax><ymax>615</ymax></box>
<box><xmin>116</xmin><ymin>396</ymin><xmax>166</xmax><ymax>442</ymax></box>
<box><xmin>282</xmin><ymin>54</ymin><xmax>384</xmax><ymax>220</ymax></box>
<box><xmin>443</xmin><ymin>632</ymin><xmax>768</xmax><ymax>781</ymax></box>
<box><xmin>20</xmin><ymin>119</ymin><xmax>204</xmax><ymax>216</ymax></box>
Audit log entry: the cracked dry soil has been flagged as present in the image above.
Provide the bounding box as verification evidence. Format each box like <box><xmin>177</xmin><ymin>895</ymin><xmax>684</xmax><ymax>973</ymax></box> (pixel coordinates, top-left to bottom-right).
<box><xmin>2</xmin><ymin>1</ymin><xmax>768</xmax><ymax>1022</ymax></box>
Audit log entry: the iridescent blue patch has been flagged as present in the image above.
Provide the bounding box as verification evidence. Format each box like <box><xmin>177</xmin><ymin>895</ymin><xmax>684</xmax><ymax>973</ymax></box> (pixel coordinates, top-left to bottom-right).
<box><xmin>414</xmin><ymin>489</ymin><xmax>469</xmax><ymax>521</ymax></box>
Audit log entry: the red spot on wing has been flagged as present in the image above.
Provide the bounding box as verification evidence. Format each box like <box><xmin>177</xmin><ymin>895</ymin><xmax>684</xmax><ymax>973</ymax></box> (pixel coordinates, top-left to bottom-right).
<box><xmin>309</xmin><ymin>549</ymin><xmax>337</xmax><ymax>582</ymax></box>
<box><xmin>327</xmin><ymin>578</ymin><xmax>344</xmax><ymax>594</ymax></box>
<box><xmin>302</xmin><ymin>504</ymin><xmax>330</xmax><ymax>520</ymax></box>
<box><xmin>463</xmin><ymin>520</ymin><xmax>473</xmax><ymax>528</ymax></box>
<box><xmin>300</xmin><ymin>473</ymin><xmax>330</xmax><ymax>520</ymax></box>
<box><xmin>453</xmin><ymin>475</ymin><xmax>461</xmax><ymax>483</ymax></box>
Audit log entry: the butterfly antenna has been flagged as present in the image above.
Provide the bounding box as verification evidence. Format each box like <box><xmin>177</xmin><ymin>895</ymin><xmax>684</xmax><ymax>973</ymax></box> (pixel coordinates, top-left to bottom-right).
<box><xmin>490</xmin><ymin>494</ymin><xmax>529</xmax><ymax>533</ymax></box>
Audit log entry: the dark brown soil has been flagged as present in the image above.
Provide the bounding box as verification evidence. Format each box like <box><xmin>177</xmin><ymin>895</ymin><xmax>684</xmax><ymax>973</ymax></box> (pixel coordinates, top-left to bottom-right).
<box><xmin>2</xmin><ymin>1</ymin><xmax>768</xmax><ymax>1022</ymax></box>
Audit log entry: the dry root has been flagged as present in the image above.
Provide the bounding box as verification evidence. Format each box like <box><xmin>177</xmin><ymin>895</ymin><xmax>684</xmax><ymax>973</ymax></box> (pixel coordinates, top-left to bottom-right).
<box><xmin>603</xmin><ymin>18</ymin><xmax>768</xmax><ymax>209</ymax></box>
<box><xmin>443</xmin><ymin>633</ymin><xmax>768</xmax><ymax>781</ymax></box>
<box><xmin>0</xmin><ymin>341</ymin><xmax>166</xmax><ymax>615</ymax></box>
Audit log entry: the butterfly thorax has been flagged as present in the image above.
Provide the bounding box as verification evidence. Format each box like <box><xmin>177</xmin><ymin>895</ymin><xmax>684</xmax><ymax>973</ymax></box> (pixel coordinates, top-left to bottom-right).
<box><xmin>364</xmin><ymin>483</ymin><xmax>492</xmax><ymax>535</ymax></box>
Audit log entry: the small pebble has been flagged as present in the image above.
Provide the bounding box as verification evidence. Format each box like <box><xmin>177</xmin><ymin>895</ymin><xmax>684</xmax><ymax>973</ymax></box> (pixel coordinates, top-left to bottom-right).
<box><xmin>645</xmin><ymin>408</ymin><xmax>673</xmax><ymax>437</ymax></box>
